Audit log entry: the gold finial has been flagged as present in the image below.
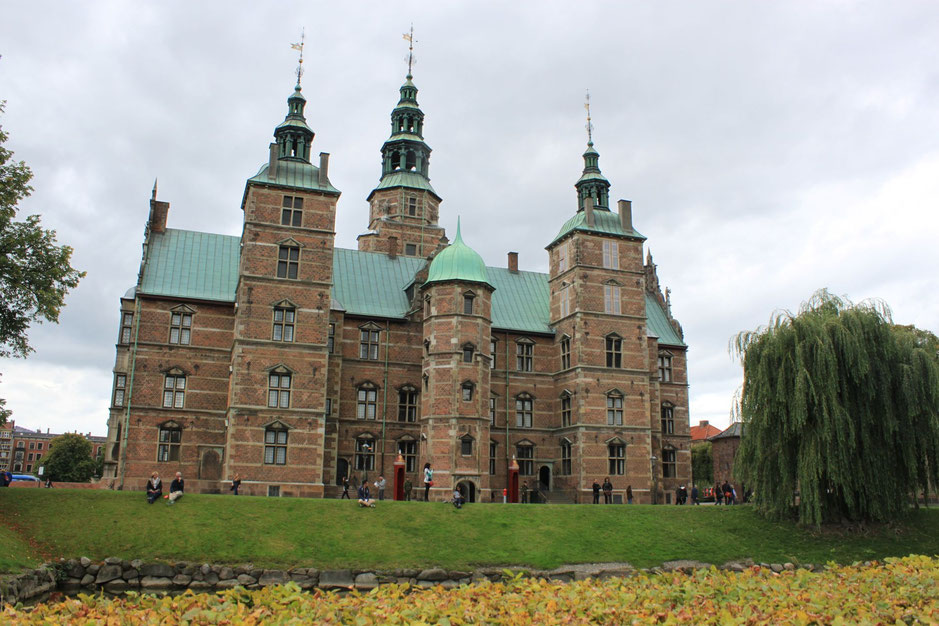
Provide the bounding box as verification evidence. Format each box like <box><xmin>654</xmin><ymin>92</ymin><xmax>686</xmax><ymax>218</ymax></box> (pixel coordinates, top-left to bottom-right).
<box><xmin>291</xmin><ymin>28</ymin><xmax>305</xmax><ymax>86</ymax></box>
<box><xmin>403</xmin><ymin>24</ymin><xmax>416</xmax><ymax>77</ymax></box>
<box><xmin>585</xmin><ymin>89</ymin><xmax>594</xmax><ymax>145</ymax></box>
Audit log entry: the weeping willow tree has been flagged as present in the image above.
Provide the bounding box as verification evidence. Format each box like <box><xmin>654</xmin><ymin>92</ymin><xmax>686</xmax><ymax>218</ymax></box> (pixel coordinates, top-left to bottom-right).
<box><xmin>731</xmin><ymin>290</ymin><xmax>939</xmax><ymax>525</ymax></box>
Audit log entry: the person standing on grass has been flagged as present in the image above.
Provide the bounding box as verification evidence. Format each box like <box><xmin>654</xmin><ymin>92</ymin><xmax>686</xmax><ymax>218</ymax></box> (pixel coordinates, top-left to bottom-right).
<box><xmin>146</xmin><ymin>472</ymin><xmax>162</xmax><ymax>504</ymax></box>
<box><xmin>230</xmin><ymin>473</ymin><xmax>241</xmax><ymax>496</ymax></box>
<box><xmin>340</xmin><ymin>476</ymin><xmax>351</xmax><ymax>499</ymax></box>
<box><xmin>626</xmin><ymin>485</ymin><xmax>634</xmax><ymax>504</ymax></box>
<box><xmin>167</xmin><ymin>472</ymin><xmax>184</xmax><ymax>505</ymax></box>
<box><xmin>358</xmin><ymin>479</ymin><xmax>375</xmax><ymax>507</ymax></box>
<box><xmin>714</xmin><ymin>482</ymin><xmax>724</xmax><ymax>506</ymax></box>
<box><xmin>404</xmin><ymin>479</ymin><xmax>412</xmax><ymax>501</ymax></box>
<box><xmin>592</xmin><ymin>479</ymin><xmax>601</xmax><ymax>504</ymax></box>
<box><xmin>602</xmin><ymin>477</ymin><xmax>613</xmax><ymax>504</ymax></box>
<box><xmin>423</xmin><ymin>463</ymin><xmax>433</xmax><ymax>501</ymax></box>
<box><xmin>374</xmin><ymin>475</ymin><xmax>386</xmax><ymax>501</ymax></box>
<box><xmin>691</xmin><ymin>484</ymin><xmax>699</xmax><ymax>505</ymax></box>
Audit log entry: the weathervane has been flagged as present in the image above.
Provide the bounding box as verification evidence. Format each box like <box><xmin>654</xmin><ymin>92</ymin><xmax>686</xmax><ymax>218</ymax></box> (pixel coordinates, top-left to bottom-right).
<box><xmin>291</xmin><ymin>28</ymin><xmax>305</xmax><ymax>86</ymax></box>
<box><xmin>585</xmin><ymin>89</ymin><xmax>594</xmax><ymax>145</ymax></box>
<box><xmin>403</xmin><ymin>24</ymin><xmax>416</xmax><ymax>76</ymax></box>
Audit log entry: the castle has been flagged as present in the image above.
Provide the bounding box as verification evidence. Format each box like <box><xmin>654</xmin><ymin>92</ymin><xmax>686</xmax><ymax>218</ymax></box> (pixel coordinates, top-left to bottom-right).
<box><xmin>102</xmin><ymin>64</ymin><xmax>691</xmax><ymax>503</ymax></box>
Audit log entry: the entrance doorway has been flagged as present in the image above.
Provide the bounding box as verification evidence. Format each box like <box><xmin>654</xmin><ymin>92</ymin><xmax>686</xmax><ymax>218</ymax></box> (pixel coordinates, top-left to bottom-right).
<box><xmin>336</xmin><ymin>458</ymin><xmax>349</xmax><ymax>485</ymax></box>
<box><xmin>456</xmin><ymin>480</ymin><xmax>476</xmax><ymax>503</ymax></box>
<box><xmin>538</xmin><ymin>465</ymin><xmax>551</xmax><ymax>490</ymax></box>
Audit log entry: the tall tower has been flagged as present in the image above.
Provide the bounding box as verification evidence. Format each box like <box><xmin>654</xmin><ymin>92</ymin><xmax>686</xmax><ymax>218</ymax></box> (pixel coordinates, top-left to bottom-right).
<box><xmin>357</xmin><ymin>60</ymin><xmax>446</xmax><ymax>258</ymax></box>
<box><xmin>225</xmin><ymin>76</ymin><xmax>341</xmax><ymax>497</ymax></box>
<box><xmin>419</xmin><ymin>221</ymin><xmax>494</xmax><ymax>501</ymax></box>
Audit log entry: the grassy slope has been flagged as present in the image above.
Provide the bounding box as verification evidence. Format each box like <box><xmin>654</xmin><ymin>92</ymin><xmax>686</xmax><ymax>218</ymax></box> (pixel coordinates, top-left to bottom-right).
<box><xmin>0</xmin><ymin>489</ymin><xmax>937</xmax><ymax>572</ymax></box>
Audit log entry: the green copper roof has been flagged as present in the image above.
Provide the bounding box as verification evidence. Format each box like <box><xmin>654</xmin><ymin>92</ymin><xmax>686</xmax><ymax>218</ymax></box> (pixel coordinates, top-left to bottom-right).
<box><xmin>487</xmin><ymin>268</ymin><xmax>551</xmax><ymax>333</ymax></box>
<box><xmin>249</xmin><ymin>160</ymin><xmax>340</xmax><ymax>195</ymax></box>
<box><xmin>331</xmin><ymin>248</ymin><xmax>425</xmax><ymax>318</ymax></box>
<box><xmin>548</xmin><ymin>209</ymin><xmax>646</xmax><ymax>247</ymax></box>
<box><xmin>138</xmin><ymin>229</ymin><xmax>240</xmax><ymax>302</ymax></box>
<box><xmin>645</xmin><ymin>293</ymin><xmax>684</xmax><ymax>346</ymax></box>
<box><xmin>425</xmin><ymin>221</ymin><xmax>493</xmax><ymax>288</ymax></box>
<box><xmin>370</xmin><ymin>171</ymin><xmax>438</xmax><ymax>197</ymax></box>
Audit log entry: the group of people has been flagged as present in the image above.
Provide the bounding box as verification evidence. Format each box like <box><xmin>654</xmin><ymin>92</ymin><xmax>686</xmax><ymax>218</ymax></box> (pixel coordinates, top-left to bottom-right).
<box><xmin>674</xmin><ymin>484</ymin><xmax>699</xmax><ymax>505</ymax></box>
<box><xmin>145</xmin><ymin>471</ymin><xmax>185</xmax><ymax>504</ymax></box>
<box><xmin>340</xmin><ymin>463</ymin><xmax>463</xmax><ymax>508</ymax></box>
<box><xmin>714</xmin><ymin>480</ymin><xmax>746</xmax><ymax>505</ymax></box>
<box><xmin>591</xmin><ymin>478</ymin><xmax>635</xmax><ymax>504</ymax></box>
<box><xmin>340</xmin><ymin>474</ymin><xmax>387</xmax><ymax>507</ymax></box>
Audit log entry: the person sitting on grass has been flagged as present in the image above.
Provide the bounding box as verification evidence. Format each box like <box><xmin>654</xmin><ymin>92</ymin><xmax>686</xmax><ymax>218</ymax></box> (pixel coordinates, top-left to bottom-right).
<box><xmin>146</xmin><ymin>472</ymin><xmax>162</xmax><ymax>504</ymax></box>
<box><xmin>357</xmin><ymin>479</ymin><xmax>375</xmax><ymax>507</ymax></box>
<box><xmin>167</xmin><ymin>472</ymin><xmax>184</xmax><ymax>505</ymax></box>
<box><xmin>452</xmin><ymin>488</ymin><xmax>465</xmax><ymax>509</ymax></box>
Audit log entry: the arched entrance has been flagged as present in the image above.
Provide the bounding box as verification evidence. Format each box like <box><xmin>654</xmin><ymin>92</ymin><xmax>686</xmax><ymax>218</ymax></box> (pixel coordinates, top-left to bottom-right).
<box><xmin>538</xmin><ymin>465</ymin><xmax>551</xmax><ymax>490</ymax></box>
<box><xmin>336</xmin><ymin>458</ymin><xmax>349</xmax><ymax>485</ymax></box>
<box><xmin>199</xmin><ymin>448</ymin><xmax>222</xmax><ymax>481</ymax></box>
<box><xmin>456</xmin><ymin>480</ymin><xmax>476</xmax><ymax>503</ymax></box>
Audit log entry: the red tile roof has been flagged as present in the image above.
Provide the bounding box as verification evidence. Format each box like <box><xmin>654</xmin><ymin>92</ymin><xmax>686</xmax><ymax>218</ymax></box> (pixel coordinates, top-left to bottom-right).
<box><xmin>691</xmin><ymin>420</ymin><xmax>723</xmax><ymax>441</ymax></box>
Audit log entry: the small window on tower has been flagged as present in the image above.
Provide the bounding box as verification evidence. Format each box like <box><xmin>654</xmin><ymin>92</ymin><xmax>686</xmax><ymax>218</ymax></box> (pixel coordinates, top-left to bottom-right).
<box><xmin>407</xmin><ymin>196</ymin><xmax>418</xmax><ymax>216</ymax></box>
<box><xmin>405</xmin><ymin>243</ymin><xmax>417</xmax><ymax>256</ymax></box>
<box><xmin>281</xmin><ymin>196</ymin><xmax>303</xmax><ymax>227</ymax></box>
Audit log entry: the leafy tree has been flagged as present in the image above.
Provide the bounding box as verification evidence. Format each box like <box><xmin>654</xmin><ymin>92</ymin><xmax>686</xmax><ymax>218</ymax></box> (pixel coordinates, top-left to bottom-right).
<box><xmin>0</xmin><ymin>102</ymin><xmax>85</xmax><ymax>424</ymax></box>
<box><xmin>691</xmin><ymin>442</ymin><xmax>713</xmax><ymax>487</ymax></box>
<box><xmin>732</xmin><ymin>290</ymin><xmax>939</xmax><ymax>525</ymax></box>
<box><xmin>36</xmin><ymin>433</ymin><xmax>96</xmax><ymax>482</ymax></box>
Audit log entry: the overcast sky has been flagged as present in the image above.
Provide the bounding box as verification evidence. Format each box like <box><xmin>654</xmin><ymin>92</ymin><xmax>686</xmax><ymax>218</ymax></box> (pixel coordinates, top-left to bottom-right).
<box><xmin>1</xmin><ymin>2</ymin><xmax>937</xmax><ymax>437</ymax></box>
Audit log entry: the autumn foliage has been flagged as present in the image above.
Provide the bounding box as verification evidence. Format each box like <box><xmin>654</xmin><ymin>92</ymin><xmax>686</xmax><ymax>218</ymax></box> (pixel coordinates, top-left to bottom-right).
<box><xmin>5</xmin><ymin>555</ymin><xmax>938</xmax><ymax>624</ymax></box>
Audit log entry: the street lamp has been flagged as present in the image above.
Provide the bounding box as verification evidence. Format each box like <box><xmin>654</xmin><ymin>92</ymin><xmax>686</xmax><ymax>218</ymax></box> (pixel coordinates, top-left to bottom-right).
<box><xmin>650</xmin><ymin>455</ymin><xmax>658</xmax><ymax>505</ymax></box>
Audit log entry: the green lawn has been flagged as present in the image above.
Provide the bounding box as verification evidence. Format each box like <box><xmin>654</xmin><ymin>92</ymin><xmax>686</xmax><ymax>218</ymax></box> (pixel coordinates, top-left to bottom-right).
<box><xmin>0</xmin><ymin>489</ymin><xmax>937</xmax><ymax>573</ymax></box>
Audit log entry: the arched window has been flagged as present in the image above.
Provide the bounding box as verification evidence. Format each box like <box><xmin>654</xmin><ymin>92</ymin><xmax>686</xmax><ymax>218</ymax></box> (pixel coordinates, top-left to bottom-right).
<box><xmin>357</xmin><ymin>383</ymin><xmax>378</xmax><ymax>420</ymax></box>
<box><xmin>157</xmin><ymin>421</ymin><xmax>181</xmax><ymax>462</ymax></box>
<box><xmin>606</xmin><ymin>391</ymin><xmax>624</xmax><ymax>426</ymax></box>
<box><xmin>460</xmin><ymin>434</ymin><xmax>474</xmax><ymax>456</ymax></box>
<box><xmin>515</xmin><ymin>393</ymin><xmax>533</xmax><ymax>428</ymax></box>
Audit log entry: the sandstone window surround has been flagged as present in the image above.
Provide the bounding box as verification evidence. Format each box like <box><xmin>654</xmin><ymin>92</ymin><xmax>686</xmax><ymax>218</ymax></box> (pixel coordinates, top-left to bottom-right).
<box><xmin>358</xmin><ymin>323</ymin><xmax>382</xmax><ymax>360</ymax></box>
<box><xmin>560</xmin><ymin>392</ymin><xmax>572</xmax><ymax>428</ymax></box>
<box><xmin>424</xmin><ymin>296</ymin><xmax>431</xmax><ymax>317</ymax></box>
<box><xmin>463</xmin><ymin>291</ymin><xmax>475</xmax><ymax>315</ymax></box>
<box><xmin>489</xmin><ymin>339</ymin><xmax>497</xmax><ymax>369</ymax></box>
<box><xmin>112</xmin><ymin>373</ymin><xmax>126</xmax><ymax>407</ymax></box>
<box><xmin>661</xmin><ymin>402</ymin><xmax>675</xmax><ymax>435</ymax></box>
<box><xmin>489</xmin><ymin>396</ymin><xmax>497</xmax><ymax>425</ymax></box>
<box><xmin>603</xmin><ymin>281</ymin><xmax>622</xmax><ymax>315</ymax></box>
<box><xmin>357</xmin><ymin>383</ymin><xmax>379</xmax><ymax>420</ymax></box>
<box><xmin>515</xmin><ymin>338</ymin><xmax>534</xmax><ymax>372</ymax></box>
<box><xmin>462</xmin><ymin>343</ymin><xmax>475</xmax><ymax>364</ymax></box>
<box><xmin>560</xmin><ymin>284</ymin><xmax>572</xmax><ymax>318</ymax></box>
<box><xmin>662</xmin><ymin>447</ymin><xmax>677</xmax><ymax>478</ymax></box>
<box><xmin>605</xmin><ymin>334</ymin><xmax>622</xmax><ymax>368</ymax></box>
<box><xmin>557</xmin><ymin>240</ymin><xmax>570</xmax><ymax>273</ymax></box>
<box><xmin>267</xmin><ymin>368</ymin><xmax>292</xmax><ymax>409</ymax></box>
<box><xmin>606</xmin><ymin>391</ymin><xmax>624</xmax><ymax>426</ymax></box>
<box><xmin>119</xmin><ymin>311</ymin><xmax>134</xmax><ymax>344</ymax></box>
<box><xmin>355</xmin><ymin>435</ymin><xmax>375</xmax><ymax>471</ymax></box>
<box><xmin>397</xmin><ymin>438</ymin><xmax>417</xmax><ymax>472</ymax></box>
<box><xmin>397</xmin><ymin>386</ymin><xmax>418</xmax><ymax>422</ymax></box>
<box><xmin>460</xmin><ymin>434</ymin><xmax>474</xmax><ymax>456</ymax></box>
<box><xmin>559</xmin><ymin>335</ymin><xmax>571</xmax><ymax>370</ymax></box>
<box><xmin>602</xmin><ymin>240</ymin><xmax>619</xmax><ymax>270</ymax></box>
<box><xmin>658</xmin><ymin>352</ymin><xmax>673</xmax><ymax>382</ymax></box>
<box><xmin>461</xmin><ymin>381</ymin><xmax>475</xmax><ymax>402</ymax></box>
<box><xmin>608</xmin><ymin>438</ymin><xmax>626</xmax><ymax>475</ymax></box>
<box><xmin>169</xmin><ymin>306</ymin><xmax>194</xmax><ymax>345</ymax></box>
<box><xmin>264</xmin><ymin>421</ymin><xmax>289</xmax><ymax>465</ymax></box>
<box><xmin>272</xmin><ymin>304</ymin><xmax>296</xmax><ymax>342</ymax></box>
<box><xmin>327</xmin><ymin>323</ymin><xmax>335</xmax><ymax>353</ymax></box>
<box><xmin>560</xmin><ymin>438</ymin><xmax>572</xmax><ymax>475</ymax></box>
<box><xmin>276</xmin><ymin>241</ymin><xmax>301</xmax><ymax>280</ymax></box>
<box><xmin>516</xmin><ymin>442</ymin><xmax>534</xmax><ymax>476</ymax></box>
<box><xmin>162</xmin><ymin>370</ymin><xmax>186</xmax><ymax>409</ymax></box>
<box><xmin>406</xmin><ymin>195</ymin><xmax>418</xmax><ymax>216</ymax></box>
<box><xmin>515</xmin><ymin>393</ymin><xmax>533</xmax><ymax>428</ymax></box>
<box><xmin>157</xmin><ymin>420</ymin><xmax>182</xmax><ymax>462</ymax></box>
<box><xmin>489</xmin><ymin>441</ymin><xmax>497</xmax><ymax>475</ymax></box>
<box><xmin>281</xmin><ymin>195</ymin><xmax>303</xmax><ymax>227</ymax></box>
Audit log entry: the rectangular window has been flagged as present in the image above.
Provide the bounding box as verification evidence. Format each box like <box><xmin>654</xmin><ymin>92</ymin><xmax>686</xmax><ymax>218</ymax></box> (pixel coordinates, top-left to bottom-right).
<box><xmin>268</xmin><ymin>485</ymin><xmax>281</xmax><ymax>497</ymax></box>
<box><xmin>661</xmin><ymin>405</ymin><xmax>675</xmax><ymax>435</ymax></box>
<box><xmin>515</xmin><ymin>396</ymin><xmax>533</xmax><ymax>428</ymax></box>
<box><xmin>460</xmin><ymin>437</ymin><xmax>473</xmax><ymax>456</ymax></box>
<box><xmin>462</xmin><ymin>346</ymin><xmax>474</xmax><ymax>363</ymax></box>
<box><xmin>662</xmin><ymin>449</ymin><xmax>677</xmax><ymax>478</ymax></box>
<box><xmin>277</xmin><ymin>245</ymin><xmax>300</xmax><ymax>279</ymax></box>
<box><xmin>489</xmin><ymin>397</ymin><xmax>496</xmax><ymax>425</ymax></box>
<box><xmin>157</xmin><ymin>425</ymin><xmax>181</xmax><ymax>462</ymax></box>
<box><xmin>28</xmin><ymin>452</ymin><xmax>33</xmax><ymax>461</ymax></box>
<box><xmin>162</xmin><ymin>375</ymin><xmax>186</xmax><ymax>408</ymax></box>
<box><xmin>461</xmin><ymin>383</ymin><xmax>474</xmax><ymax>401</ymax></box>
<box><xmin>560</xmin><ymin>337</ymin><xmax>571</xmax><ymax>370</ymax></box>
<box><xmin>29</xmin><ymin>442</ymin><xmax>34</xmax><ymax>450</ymax></box>
<box><xmin>561</xmin><ymin>441</ymin><xmax>572</xmax><ymax>475</ymax></box>
<box><xmin>113</xmin><ymin>374</ymin><xmax>127</xmax><ymax>407</ymax></box>
<box><xmin>561</xmin><ymin>395</ymin><xmax>571</xmax><ymax>427</ymax></box>
<box><xmin>37</xmin><ymin>442</ymin><xmax>43</xmax><ymax>450</ymax></box>
<box><xmin>268</xmin><ymin>373</ymin><xmax>291</xmax><ymax>408</ymax></box>
<box><xmin>407</xmin><ymin>196</ymin><xmax>418</xmax><ymax>216</ymax></box>
<box><xmin>325</xmin><ymin>398</ymin><xmax>332</xmax><ymax>415</ymax></box>
<box><xmin>264</xmin><ymin>429</ymin><xmax>288</xmax><ymax>465</ymax></box>
<box><xmin>606</xmin><ymin>336</ymin><xmax>622</xmax><ymax>368</ymax></box>
<box><xmin>560</xmin><ymin>285</ymin><xmax>571</xmax><ymax>318</ymax></box>
<box><xmin>607</xmin><ymin>395</ymin><xmax>623</xmax><ymax>426</ymax></box>
<box><xmin>405</xmin><ymin>243</ymin><xmax>417</xmax><ymax>256</ymax></box>
<box><xmin>608</xmin><ymin>444</ymin><xmax>625</xmax><ymax>475</ymax></box>
<box><xmin>516</xmin><ymin>445</ymin><xmax>534</xmax><ymax>476</ymax></box>
<box><xmin>327</xmin><ymin>323</ymin><xmax>335</xmax><ymax>353</ymax></box>
<box><xmin>169</xmin><ymin>312</ymin><xmax>192</xmax><ymax>345</ymax></box>
<box><xmin>281</xmin><ymin>195</ymin><xmax>303</xmax><ymax>227</ymax></box>
<box><xmin>658</xmin><ymin>354</ymin><xmax>673</xmax><ymax>382</ymax></box>
<box><xmin>516</xmin><ymin>342</ymin><xmax>533</xmax><ymax>372</ymax></box>
<box><xmin>355</xmin><ymin>438</ymin><xmax>375</xmax><ymax>471</ymax></box>
<box><xmin>120</xmin><ymin>312</ymin><xmax>134</xmax><ymax>344</ymax></box>
<box><xmin>359</xmin><ymin>329</ymin><xmax>380</xmax><ymax>360</ymax></box>
<box><xmin>398</xmin><ymin>388</ymin><xmax>418</xmax><ymax>422</ymax></box>
<box><xmin>272</xmin><ymin>308</ymin><xmax>295</xmax><ymax>342</ymax></box>
<box><xmin>557</xmin><ymin>242</ymin><xmax>569</xmax><ymax>273</ymax></box>
<box><xmin>604</xmin><ymin>284</ymin><xmax>622</xmax><ymax>315</ymax></box>
<box><xmin>357</xmin><ymin>387</ymin><xmax>378</xmax><ymax>419</ymax></box>
<box><xmin>490</xmin><ymin>340</ymin><xmax>497</xmax><ymax>369</ymax></box>
<box><xmin>489</xmin><ymin>442</ymin><xmax>497</xmax><ymax>475</ymax></box>
<box><xmin>602</xmin><ymin>240</ymin><xmax>619</xmax><ymax>270</ymax></box>
<box><xmin>398</xmin><ymin>440</ymin><xmax>417</xmax><ymax>472</ymax></box>
<box><xmin>463</xmin><ymin>295</ymin><xmax>474</xmax><ymax>315</ymax></box>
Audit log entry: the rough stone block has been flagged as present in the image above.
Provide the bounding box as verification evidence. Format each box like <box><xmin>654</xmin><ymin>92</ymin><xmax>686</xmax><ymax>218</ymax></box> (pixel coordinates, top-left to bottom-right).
<box><xmin>79</xmin><ymin>557</ymin><xmax>91</xmax><ymax>568</ymax></box>
<box><xmin>172</xmin><ymin>574</ymin><xmax>192</xmax><ymax>586</ymax></box>
<box><xmin>189</xmin><ymin>581</ymin><xmax>213</xmax><ymax>591</ymax></box>
<box><xmin>103</xmin><ymin>580</ymin><xmax>129</xmax><ymax>593</ymax></box>
<box><xmin>354</xmin><ymin>573</ymin><xmax>379</xmax><ymax>590</ymax></box>
<box><xmin>104</xmin><ymin>557</ymin><xmax>123</xmax><ymax>566</ymax></box>
<box><xmin>258</xmin><ymin>570</ymin><xmax>287</xmax><ymax>586</ymax></box>
<box><xmin>95</xmin><ymin>564</ymin><xmax>123</xmax><ymax>584</ymax></box>
<box><xmin>237</xmin><ymin>574</ymin><xmax>257</xmax><ymax>585</ymax></box>
<box><xmin>80</xmin><ymin>574</ymin><xmax>95</xmax><ymax>586</ymax></box>
<box><xmin>140</xmin><ymin>563</ymin><xmax>176</xmax><ymax>578</ymax></box>
<box><xmin>319</xmin><ymin>570</ymin><xmax>354</xmax><ymax>589</ymax></box>
<box><xmin>204</xmin><ymin>572</ymin><xmax>219</xmax><ymax>585</ymax></box>
<box><xmin>216</xmin><ymin>579</ymin><xmax>241</xmax><ymax>589</ymax></box>
<box><xmin>417</xmin><ymin>568</ymin><xmax>448</xmax><ymax>581</ymax></box>
<box><xmin>140</xmin><ymin>576</ymin><xmax>174</xmax><ymax>590</ymax></box>
<box><xmin>219</xmin><ymin>567</ymin><xmax>235</xmax><ymax>580</ymax></box>
<box><xmin>123</xmin><ymin>569</ymin><xmax>139</xmax><ymax>580</ymax></box>
<box><xmin>86</xmin><ymin>564</ymin><xmax>100</xmax><ymax>576</ymax></box>
<box><xmin>67</xmin><ymin>563</ymin><xmax>85</xmax><ymax>579</ymax></box>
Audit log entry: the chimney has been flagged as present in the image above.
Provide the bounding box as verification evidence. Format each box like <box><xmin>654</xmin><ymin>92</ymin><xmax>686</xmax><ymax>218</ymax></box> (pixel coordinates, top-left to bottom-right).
<box><xmin>508</xmin><ymin>251</ymin><xmax>518</xmax><ymax>273</ymax></box>
<box><xmin>699</xmin><ymin>420</ymin><xmax>709</xmax><ymax>428</ymax></box>
<box><xmin>387</xmin><ymin>236</ymin><xmax>398</xmax><ymax>259</ymax></box>
<box><xmin>318</xmin><ymin>152</ymin><xmax>330</xmax><ymax>186</ymax></box>
<box><xmin>268</xmin><ymin>143</ymin><xmax>279</xmax><ymax>181</ymax></box>
<box><xmin>584</xmin><ymin>197</ymin><xmax>595</xmax><ymax>227</ymax></box>
<box><xmin>148</xmin><ymin>183</ymin><xmax>169</xmax><ymax>234</ymax></box>
<box><xmin>618</xmin><ymin>199</ymin><xmax>633</xmax><ymax>232</ymax></box>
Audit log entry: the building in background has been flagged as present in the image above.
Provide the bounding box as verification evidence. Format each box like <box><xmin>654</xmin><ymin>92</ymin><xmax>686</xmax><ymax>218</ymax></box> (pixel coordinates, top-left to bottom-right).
<box><xmin>690</xmin><ymin>420</ymin><xmax>722</xmax><ymax>442</ymax></box>
<box><xmin>711</xmin><ymin>421</ymin><xmax>744</xmax><ymax>493</ymax></box>
<box><xmin>0</xmin><ymin>421</ymin><xmax>105</xmax><ymax>474</ymax></box>
<box><xmin>103</xmin><ymin>64</ymin><xmax>691</xmax><ymax>503</ymax></box>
